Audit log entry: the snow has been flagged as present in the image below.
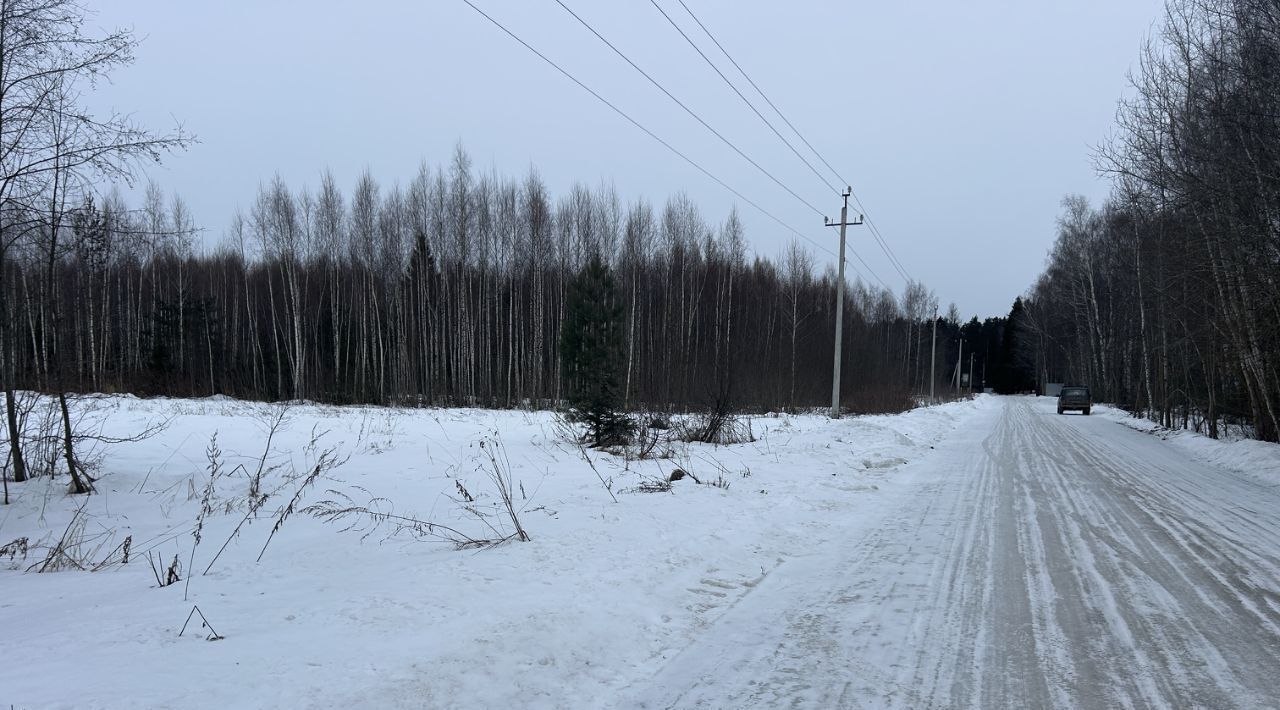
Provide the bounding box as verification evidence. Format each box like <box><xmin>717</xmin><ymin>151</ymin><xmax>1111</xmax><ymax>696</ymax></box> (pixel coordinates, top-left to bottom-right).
<box><xmin>0</xmin><ymin>394</ymin><xmax>987</xmax><ymax>709</ymax></box>
<box><xmin>6</xmin><ymin>394</ymin><xmax>1280</xmax><ymax>708</ymax></box>
<box><xmin>625</xmin><ymin>396</ymin><xmax>1280</xmax><ymax>708</ymax></box>
<box><xmin>1092</xmin><ymin>404</ymin><xmax>1280</xmax><ymax>486</ymax></box>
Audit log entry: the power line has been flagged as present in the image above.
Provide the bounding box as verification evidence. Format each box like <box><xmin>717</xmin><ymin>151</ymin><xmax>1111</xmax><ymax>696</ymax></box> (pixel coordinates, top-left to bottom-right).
<box><xmin>647</xmin><ymin>0</ymin><xmax>840</xmax><ymax>197</ymax></box>
<box><xmin>672</xmin><ymin>0</ymin><xmax>848</xmax><ymax>191</ymax></box>
<box><xmin>549</xmin><ymin>0</ymin><xmax>887</xmax><ymax>285</ymax></box>
<box><xmin>551</xmin><ymin>0</ymin><xmax>826</xmax><ymax>219</ymax></box>
<box><xmin>847</xmin><ymin>243</ymin><xmax>891</xmax><ymax>292</ymax></box>
<box><xmin>461</xmin><ymin>1</ymin><xmax>884</xmax><ymax>287</ymax></box>
<box><xmin>667</xmin><ymin>0</ymin><xmax>916</xmax><ymax>286</ymax></box>
<box><xmin>457</xmin><ymin>0</ymin><xmax>846</xmax><ymax>269</ymax></box>
<box><xmin>852</xmin><ymin>196</ymin><xmax>913</xmax><ymax>283</ymax></box>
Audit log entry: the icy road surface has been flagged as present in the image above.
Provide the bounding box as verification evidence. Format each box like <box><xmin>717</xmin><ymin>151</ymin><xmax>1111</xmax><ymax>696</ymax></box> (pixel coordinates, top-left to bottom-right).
<box><xmin>629</xmin><ymin>396</ymin><xmax>1280</xmax><ymax>709</ymax></box>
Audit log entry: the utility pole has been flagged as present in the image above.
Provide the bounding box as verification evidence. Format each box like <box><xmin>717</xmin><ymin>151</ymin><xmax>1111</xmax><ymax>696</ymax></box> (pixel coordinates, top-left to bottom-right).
<box><xmin>969</xmin><ymin>352</ymin><xmax>974</xmax><ymax>393</ymax></box>
<box><xmin>955</xmin><ymin>339</ymin><xmax>964</xmax><ymax>392</ymax></box>
<box><xmin>929</xmin><ymin>309</ymin><xmax>937</xmax><ymax>405</ymax></box>
<box><xmin>826</xmin><ymin>188</ymin><xmax>863</xmax><ymax>419</ymax></box>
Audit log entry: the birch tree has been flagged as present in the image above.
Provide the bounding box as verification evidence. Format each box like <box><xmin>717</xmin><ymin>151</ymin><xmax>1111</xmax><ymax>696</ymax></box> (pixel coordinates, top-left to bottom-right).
<box><xmin>0</xmin><ymin>0</ymin><xmax>190</xmax><ymax>493</ymax></box>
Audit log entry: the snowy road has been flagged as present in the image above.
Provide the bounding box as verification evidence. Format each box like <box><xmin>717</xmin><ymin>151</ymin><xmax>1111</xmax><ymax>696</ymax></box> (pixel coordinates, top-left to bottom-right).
<box><xmin>627</xmin><ymin>396</ymin><xmax>1280</xmax><ymax>709</ymax></box>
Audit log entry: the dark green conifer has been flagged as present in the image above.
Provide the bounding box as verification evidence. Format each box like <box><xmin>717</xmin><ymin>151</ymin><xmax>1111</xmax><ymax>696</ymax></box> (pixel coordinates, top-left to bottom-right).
<box><xmin>560</xmin><ymin>255</ymin><xmax>632</xmax><ymax>447</ymax></box>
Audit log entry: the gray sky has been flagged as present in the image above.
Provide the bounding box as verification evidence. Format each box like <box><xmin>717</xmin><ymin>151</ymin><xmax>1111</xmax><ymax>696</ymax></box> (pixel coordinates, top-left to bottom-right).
<box><xmin>91</xmin><ymin>1</ymin><xmax>1164</xmax><ymax>318</ymax></box>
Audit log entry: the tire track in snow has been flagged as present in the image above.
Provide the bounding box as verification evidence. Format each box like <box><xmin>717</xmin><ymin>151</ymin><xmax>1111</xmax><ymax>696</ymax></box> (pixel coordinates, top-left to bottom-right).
<box><xmin>622</xmin><ymin>397</ymin><xmax>1280</xmax><ymax>709</ymax></box>
<box><xmin>1018</xmin><ymin>398</ymin><xmax>1280</xmax><ymax>708</ymax></box>
<box><xmin>1012</xmin><ymin>402</ymin><xmax>1173</xmax><ymax>707</ymax></box>
<box><xmin>622</xmin><ymin>402</ymin><xmax>1010</xmax><ymax>709</ymax></box>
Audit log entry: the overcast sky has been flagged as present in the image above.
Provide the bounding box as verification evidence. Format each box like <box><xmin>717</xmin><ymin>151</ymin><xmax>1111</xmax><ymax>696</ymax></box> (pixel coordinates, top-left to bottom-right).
<box><xmin>90</xmin><ymin>1</ymin><xmax>1165</xmax><ymax>318</ymax></box>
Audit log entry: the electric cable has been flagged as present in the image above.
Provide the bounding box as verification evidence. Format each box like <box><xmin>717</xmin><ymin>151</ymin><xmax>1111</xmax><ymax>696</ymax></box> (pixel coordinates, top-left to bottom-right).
<box><xmin>458</xmin><ymin>0</ymin><xmax>848</xmax><ymax>270</ymax></box>
<box><xmin>648</xmin><ymin>0</ymin><xmax>840</xmax><ymax>197</ymax></box>
<box><xmin>666</xmin><ymin>0</ymin><xmax>916</xmax><ymax>284</ymax></box>
<box><xmin>553</xmin><ymin>0</ymin><xmax>826</xmax><ymax>219</ymax></box>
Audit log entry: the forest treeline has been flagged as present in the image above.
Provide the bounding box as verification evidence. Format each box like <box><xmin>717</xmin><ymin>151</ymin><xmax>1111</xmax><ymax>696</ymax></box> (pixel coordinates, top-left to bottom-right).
<box><xmin>3</xmin><ymin>148</ymin><xmax>967</xmax><ymax>414</ymax></box>
<box><xmin>1021</xmin><ymin>0</ymin><xmax>1280</xmax><ymax>441</ymax></box>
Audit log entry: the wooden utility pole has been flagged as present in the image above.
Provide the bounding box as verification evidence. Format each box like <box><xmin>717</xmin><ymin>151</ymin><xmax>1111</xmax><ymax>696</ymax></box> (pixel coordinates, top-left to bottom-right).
<box><xmin>826</xmin><ymin>188</ymin><xmax>863</xmax><ymax>419</ymax></box>
<box><xmin>955</xmin><ymin>339</ymin><xmax>964</xmax><ymax>392</ymax></box>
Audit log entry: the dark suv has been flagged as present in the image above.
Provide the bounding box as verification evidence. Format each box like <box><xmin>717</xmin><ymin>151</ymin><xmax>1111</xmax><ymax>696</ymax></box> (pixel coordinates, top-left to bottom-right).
<box><xmin>1057</xmin><ymin>386</ymin><xmax>1092</xmax><ymax>415</ymax></box>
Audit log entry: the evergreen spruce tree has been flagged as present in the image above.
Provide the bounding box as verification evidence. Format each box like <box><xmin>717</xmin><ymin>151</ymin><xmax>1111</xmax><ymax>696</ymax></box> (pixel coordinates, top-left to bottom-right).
<box><xmin>560</xmin><ymin>255</ymin><xmax>632</xmax><ymax>447</ymax></box>
<box><xmin>996</xmin><ymin>297</ymin><xmax>1036</xmax><ymax>393</ymax></box>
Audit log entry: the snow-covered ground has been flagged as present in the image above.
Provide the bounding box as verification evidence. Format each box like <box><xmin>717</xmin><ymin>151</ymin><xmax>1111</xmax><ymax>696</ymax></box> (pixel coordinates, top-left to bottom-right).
<box><xmin>633</xmin><ymin>397</ymin><xmax>1280</xmax><ymax>709</ymax></box>
<box><xmin>3</xmin><ymin>393</ymin><xmax>1279</xmax><ymax>708</ymax></box>
<box><xmin>0</xmin><ymin>394</ymin><xmax>984</xmax><ymax>709</ymax></box>
<box><xmin>1093</xmin><ymin>403</ymin><xmax>1280</xmax><ymax>487</ymax></box>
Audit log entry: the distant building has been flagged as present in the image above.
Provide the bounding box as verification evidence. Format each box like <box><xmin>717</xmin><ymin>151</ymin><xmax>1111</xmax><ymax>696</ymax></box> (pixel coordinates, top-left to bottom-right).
<box><xmin>1043</xmin><ymin>382</ymin><xmax>1063</xmax><ymax>397</ymax></box>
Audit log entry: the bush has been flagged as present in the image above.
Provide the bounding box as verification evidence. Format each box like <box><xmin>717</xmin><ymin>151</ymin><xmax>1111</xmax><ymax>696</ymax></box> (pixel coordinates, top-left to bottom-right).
<box><xmin>677</xmin><ymin>410</ymin><xmax>755</xmax><ymax>445</ymax></box>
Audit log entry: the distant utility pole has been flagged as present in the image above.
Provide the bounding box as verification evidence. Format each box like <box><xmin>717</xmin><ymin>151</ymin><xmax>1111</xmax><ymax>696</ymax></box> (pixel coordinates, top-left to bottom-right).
<box><xmin>826</xmin><ymin>188</ymin><xmax>863</xmax><ymax>419</ymax></box>
<box><xmin>955</xmin><ymin>339</ymin><xmax>964</xmax><ymax>392</ymax></box>
<box><xmin>929</xmin><ymin>309</ymin><xmax>937</xmax><ymax>405</ymax></box>
<box><xmin>969</xmin><ymin>352</ymin><xmax>974</xmax><ymax>393</ymax></box>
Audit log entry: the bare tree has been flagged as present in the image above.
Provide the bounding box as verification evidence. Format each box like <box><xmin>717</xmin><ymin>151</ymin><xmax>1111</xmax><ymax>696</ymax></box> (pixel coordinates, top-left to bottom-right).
<box><xmin>3</xmin><ymin>154</ymin><xmax>950</xmax><ymax>421</ymax></box>
<box><xmin>0</xmin><ymin>0</ymin><xmax>191</xmax><ymax>493</ymax></box>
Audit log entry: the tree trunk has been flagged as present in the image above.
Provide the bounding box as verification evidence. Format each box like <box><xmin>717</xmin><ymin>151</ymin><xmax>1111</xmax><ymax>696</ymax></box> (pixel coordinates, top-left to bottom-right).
<box><xmin>4</xmin><ymin>387</ymin><xmax>25</xmax><ymax>483</ymax></box>
<box><xmin>59</xmin><ymin>392</ymin><xmax>90</xmax><ymax>494</ymax></box>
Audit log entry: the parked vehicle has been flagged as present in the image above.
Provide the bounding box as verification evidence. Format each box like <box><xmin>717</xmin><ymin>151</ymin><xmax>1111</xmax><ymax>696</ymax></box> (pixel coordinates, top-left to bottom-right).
<box><xmin>1057</xmin><ymin>386</ymin><xmax>1091</xmax><ymax>415</ymax></box>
